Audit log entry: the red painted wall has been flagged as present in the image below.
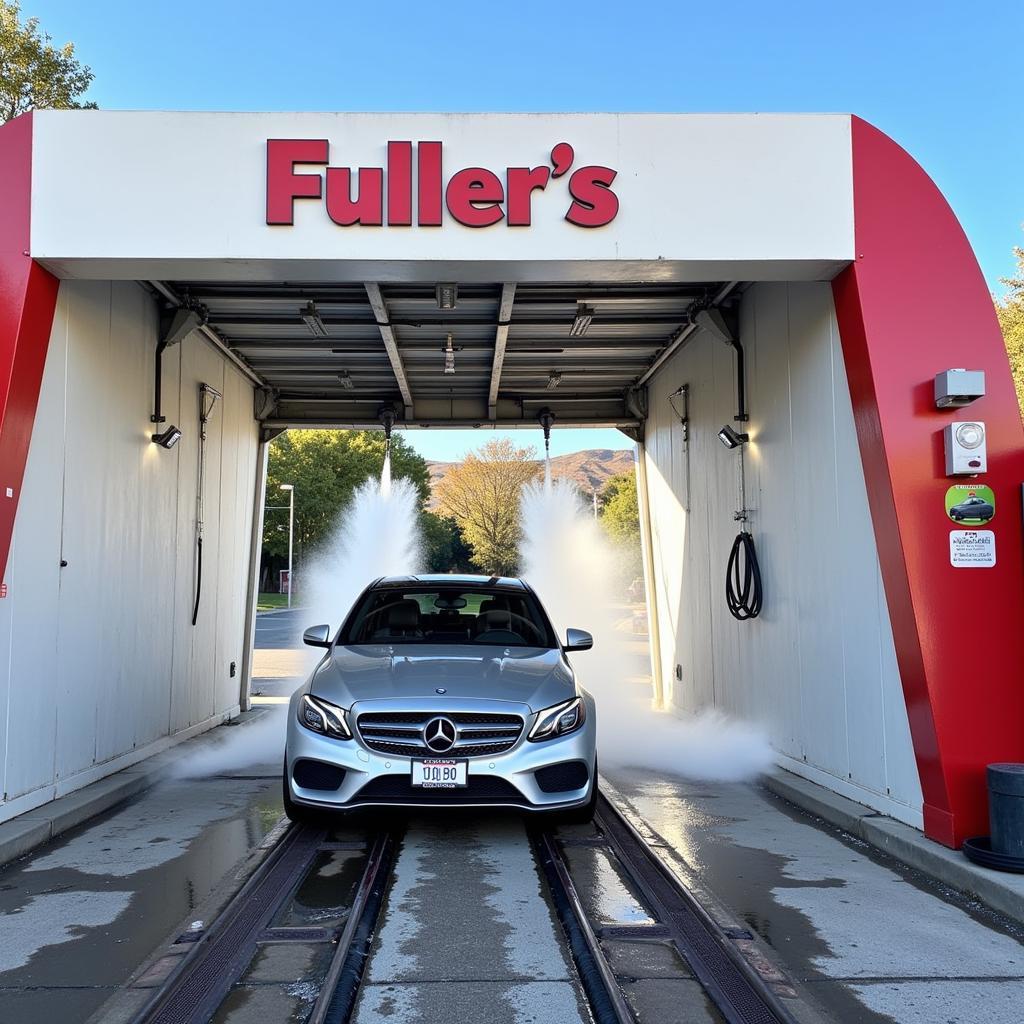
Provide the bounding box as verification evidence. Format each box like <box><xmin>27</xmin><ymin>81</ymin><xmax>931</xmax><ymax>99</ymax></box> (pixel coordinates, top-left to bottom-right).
<box><xmin>834</xmin><ymin>117</ymin><xmax>1024</xmax><ymax>847</ymax></box>
<box><xmin>0</xmin><ymin>113</ymin><xmax>60</xmax><ymax>585</ymax></box>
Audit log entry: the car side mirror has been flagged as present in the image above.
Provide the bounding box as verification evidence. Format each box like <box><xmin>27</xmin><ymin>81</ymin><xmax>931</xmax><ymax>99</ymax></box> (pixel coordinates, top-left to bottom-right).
<box><xmin>564</xmin><ymin>628</ymin><xmax>593</xmax><ymax>652</ymax></box>
<box><xmin>303</xmin><ymin>624</ymin><xmax>332</xmax><ymax>649</ymax></box>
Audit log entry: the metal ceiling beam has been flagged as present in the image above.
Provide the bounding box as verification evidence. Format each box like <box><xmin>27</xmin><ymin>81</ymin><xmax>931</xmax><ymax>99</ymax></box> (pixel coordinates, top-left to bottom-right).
<box><xmin>488</xmin><ymin>283</ymin><xmax>516</xmax><ymax>420</ymax></box>
<box><xmin>364</xmin><ymin>282</ymin><xmax>414</xmax><ymax>419</ymax></box>
<box><xmin>211</xmin><ymin>313</ymin><xmax>694</xmax><ymax>328</ymax></box>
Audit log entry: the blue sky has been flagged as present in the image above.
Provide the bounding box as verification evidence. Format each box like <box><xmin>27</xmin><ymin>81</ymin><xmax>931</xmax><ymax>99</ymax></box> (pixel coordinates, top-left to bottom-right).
<box><xmin>24</xmin><ymin>0</ymin><xmax>1022</xmax><ymax>461</ymax></box>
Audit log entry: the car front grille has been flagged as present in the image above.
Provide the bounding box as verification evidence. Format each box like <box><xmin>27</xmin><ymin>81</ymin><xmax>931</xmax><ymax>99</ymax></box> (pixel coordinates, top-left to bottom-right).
<box><xmin>356</xmin><ymin>710</ymin><xmax>524</xmax><ymax>758</ymax></box>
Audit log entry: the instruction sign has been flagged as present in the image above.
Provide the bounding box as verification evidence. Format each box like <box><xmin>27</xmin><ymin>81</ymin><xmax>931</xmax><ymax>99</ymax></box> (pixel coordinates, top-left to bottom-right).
<box><xmin>949</xmin><ymin>530</ymin><xmax>996</xmax><ymax>568</ymax></box>
<box><xmin>945</xmin><ymin>484</ymin><xmax>995</xmax><ymax>525</ymax></box>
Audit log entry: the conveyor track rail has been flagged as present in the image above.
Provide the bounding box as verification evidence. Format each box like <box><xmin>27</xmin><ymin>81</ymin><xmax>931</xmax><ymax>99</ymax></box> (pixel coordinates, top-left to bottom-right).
<box><xmin>535</xmin><ymin>792</ymin><xmax>799</xmax><ymax>1024</ymax></box>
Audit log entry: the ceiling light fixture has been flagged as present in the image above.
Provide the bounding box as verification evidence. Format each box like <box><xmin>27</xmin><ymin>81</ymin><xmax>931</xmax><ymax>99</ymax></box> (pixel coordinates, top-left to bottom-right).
<box><xmin>301</xmin><ymin>301</ymin><xmax>329</xmax><ymax>337</ymax></box>
<box><xmin>546</xmin><ymin>371</ymin><xmax>562</xmax><ymax>390</ymax></box>
<box><xmin>569</xmin><ymin>302</ymin><xmax>594</xmax><ymax>337</ymax></box>
<box><xmin>436</xmin><ymin>283</ymin><xmax>458</xmax><ymax>310</ymax></box>
<box><xmin>718</xmin><ymin>424</ymin><xmax>749</xmax><ymax>450</ymax></box>
<box><xmin>443</xmin><ymin>333</ymin><xmax>456</xmax><ymax>375</ymax></box>
<box><xmin>152</xmin><ymin>425</ymin><xmax>183</xmax><ymax>449</ymax></box>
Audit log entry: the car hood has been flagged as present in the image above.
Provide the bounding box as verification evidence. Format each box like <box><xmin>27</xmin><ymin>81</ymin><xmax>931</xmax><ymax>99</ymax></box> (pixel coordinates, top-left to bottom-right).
<box><xmin>309</xmin><ymin>644</ymin><xmax>576</xmax><ymax>712</ymax></box>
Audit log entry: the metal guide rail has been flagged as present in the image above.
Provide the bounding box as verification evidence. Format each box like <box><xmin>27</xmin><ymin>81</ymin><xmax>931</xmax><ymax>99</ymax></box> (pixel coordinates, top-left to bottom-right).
<box><xmin>130</xmin><ymin>822</ymin><xmax>396</xmax><ymax>1024</ymax></box>
<box><xmin>533</xmin><ymin>793</ymin><xmax>800</xmax><ymax>1024</ymax></box>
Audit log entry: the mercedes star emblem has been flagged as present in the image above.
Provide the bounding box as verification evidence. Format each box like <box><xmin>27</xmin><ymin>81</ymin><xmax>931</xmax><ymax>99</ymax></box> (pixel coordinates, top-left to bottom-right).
<box><xmin>424</xmin><ymin>716</ymin><xmax>457</xmax><ymax>752</ymax></box>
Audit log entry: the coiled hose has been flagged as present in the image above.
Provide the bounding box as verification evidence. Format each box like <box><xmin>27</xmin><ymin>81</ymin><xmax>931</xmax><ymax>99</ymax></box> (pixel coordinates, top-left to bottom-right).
<box><xmin>726</xmin><ymin>530</ymin><xmax>763</xmax><ymax>620</ymax></box>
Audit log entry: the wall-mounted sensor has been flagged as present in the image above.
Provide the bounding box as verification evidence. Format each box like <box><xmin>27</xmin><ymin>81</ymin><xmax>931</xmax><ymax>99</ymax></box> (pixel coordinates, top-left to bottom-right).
<box><xmin>935</xmin><ymin>369</ymin><xmax>985</xmax><ymax>408</ymax></box>
<box><xmin>944</xmin><ymin>421</ymin><xmax>987</xmax><ymax>476</ymax></box>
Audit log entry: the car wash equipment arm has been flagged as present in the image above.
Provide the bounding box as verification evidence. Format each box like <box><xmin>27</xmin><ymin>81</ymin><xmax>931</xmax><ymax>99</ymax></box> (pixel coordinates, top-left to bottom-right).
<box><xmin>696</xmin><ymin>306</ymin><xmax>762</xmax><ymax>620</ymax></box>
<box><xmin>192</xmin><ymin>383</ymin><xmax>223</xmax><ymax>626</ymax></box>
<box><xmin>725</xmin><ymin>437</ymin><xmax>763</xmax><ymax>621</ymax></box>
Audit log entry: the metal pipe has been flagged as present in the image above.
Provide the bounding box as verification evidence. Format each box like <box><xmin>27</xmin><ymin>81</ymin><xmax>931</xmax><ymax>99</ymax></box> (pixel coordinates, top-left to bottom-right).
<box><xmin>147</xmin><ymin>281</ymin><xmax>265</xmax><ymax>388</ymax></box>
<box><xmin>730</xmin><ymin>338</ymin><xmax>748</xmax><ymax>422</ymax></box>
<box><xmin>634</xmin><ymin>443</ymin><xmax>665</xmax><ymax>707</ymax></box>
<box><xmin>636</xmin><ymin>281</ymin><xmax>739</xmax><ymax>387</ymax></box>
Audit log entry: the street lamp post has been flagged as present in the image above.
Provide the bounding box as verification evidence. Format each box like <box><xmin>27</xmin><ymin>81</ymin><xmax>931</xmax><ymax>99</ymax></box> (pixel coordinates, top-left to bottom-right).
<box><xmin>280</xmin><ymin>484</ymin><xmax>294</xmax><ymax>607</ymax></box>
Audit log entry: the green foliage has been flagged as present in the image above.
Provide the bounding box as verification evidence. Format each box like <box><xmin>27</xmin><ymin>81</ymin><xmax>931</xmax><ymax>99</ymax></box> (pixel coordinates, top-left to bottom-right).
<box><xmin>420</xmin><ymin>511</ymin><xmax>474</xmax><ymax>573</ymax></box>
<box><xmin>997</xmin><ymin>240</ymin><xmax>1024</xmax><ymax>412</ymax></box>
<box><xmin>599</xmin><ymin>472</ymin><xmax>640</xmax><ymax>543</ymax></box>
<box><xmin>264</xmin><ymin>430</ymin><xmax>430</xmax><ymax>559</ymax></box>
<box><xmin>435</xmin><ymin>437</ymin><xmax>540</xmax><ymax>575</ymax></box>
<box><xmin>0</xmin><ymin>2</ymin><xmax>95</xmax><ymax>122</ymax></box>
<box><xmin>599</xmin><ymin>471</ymin><xmax>643</xmax><ymax>595</ymax></box>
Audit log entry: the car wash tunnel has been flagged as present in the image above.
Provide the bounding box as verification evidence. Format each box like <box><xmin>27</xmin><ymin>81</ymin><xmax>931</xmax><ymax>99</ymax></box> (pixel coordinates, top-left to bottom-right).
<box><xmin>0</xmin><ymin>111</ymin><xmax>1023</xmax><ymax>1024</ymax></box>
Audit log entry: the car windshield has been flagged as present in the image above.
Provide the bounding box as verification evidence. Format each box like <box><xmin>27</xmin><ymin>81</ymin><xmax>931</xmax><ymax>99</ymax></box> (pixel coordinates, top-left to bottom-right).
<box><xmin>340</xmin><ymin>586</ymin><xmax>557</xmax><ymax>648</ymax></box>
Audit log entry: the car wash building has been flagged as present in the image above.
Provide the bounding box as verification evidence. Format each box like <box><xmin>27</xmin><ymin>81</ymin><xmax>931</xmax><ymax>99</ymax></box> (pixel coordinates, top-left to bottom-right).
<box><xmin>0</xmin><ymin>111</ymin><xmax>1021</xmax><ymax>850</ymax></box>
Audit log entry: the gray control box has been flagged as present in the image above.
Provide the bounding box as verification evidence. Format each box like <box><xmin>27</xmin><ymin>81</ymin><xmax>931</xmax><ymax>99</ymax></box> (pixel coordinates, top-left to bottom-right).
<box><xmin>935</xmin><ymin>369</ymin><xmax>985</xmax><ymax>408</ymax></box>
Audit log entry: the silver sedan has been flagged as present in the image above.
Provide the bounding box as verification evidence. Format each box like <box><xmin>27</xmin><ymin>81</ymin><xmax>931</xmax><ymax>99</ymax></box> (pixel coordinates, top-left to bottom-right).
<box><xmin>284</xmin><ymin>574</ymin><xmax>598</xmax><ymax>821</ymax></box>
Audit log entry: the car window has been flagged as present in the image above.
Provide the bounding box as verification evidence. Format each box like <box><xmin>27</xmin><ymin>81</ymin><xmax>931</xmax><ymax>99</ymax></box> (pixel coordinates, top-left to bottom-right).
<box><xmin>341</xmin><ymin>587</ymin><xmax>556</xmax><ymax>648</ymax></box>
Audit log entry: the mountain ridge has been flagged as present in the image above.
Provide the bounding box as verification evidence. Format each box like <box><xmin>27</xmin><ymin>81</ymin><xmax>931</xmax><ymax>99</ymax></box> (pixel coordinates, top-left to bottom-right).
<box><xmin>426</xmin><ymin>447</ymin><xmax>635</xmax><ymax>508</ymax></box>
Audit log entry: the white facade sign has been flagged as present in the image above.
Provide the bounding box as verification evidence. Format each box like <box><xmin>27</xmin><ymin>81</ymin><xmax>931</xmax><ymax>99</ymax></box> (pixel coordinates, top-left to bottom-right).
<box><xmin>949</xmin><ymin>530</ymin><xmax>996</xmax><ymax>568</ymax></box>
<box><xmin>29</xmin><ymin>111</ymin><xmax>855</xmax><ymax>283</ymax></box>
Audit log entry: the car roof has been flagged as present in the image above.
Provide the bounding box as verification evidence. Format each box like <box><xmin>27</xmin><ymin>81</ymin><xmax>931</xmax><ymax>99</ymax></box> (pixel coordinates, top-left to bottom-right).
<box><xmin>373</xmin><ymin>574</ymin><xmax>527</xmax><ymax>590</ymax></box>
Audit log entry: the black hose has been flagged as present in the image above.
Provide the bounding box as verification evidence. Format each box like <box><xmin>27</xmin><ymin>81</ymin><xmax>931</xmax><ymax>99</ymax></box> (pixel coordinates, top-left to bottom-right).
<box><xmin>191</xmin><ymin>536</ymin><xmax>203</xmax><ymax>626</ymax></box>
<box><xmin>726</xmin><ymin>530</ymin><xmax>762</xmax><ymax>620</ymax></box>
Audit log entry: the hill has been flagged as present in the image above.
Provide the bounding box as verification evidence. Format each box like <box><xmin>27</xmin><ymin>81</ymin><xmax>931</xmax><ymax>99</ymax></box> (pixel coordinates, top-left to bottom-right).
<box><xmin>426</xmin><ymin>448</ymin><xmax>634</xmax><ymax>509</ymax></box>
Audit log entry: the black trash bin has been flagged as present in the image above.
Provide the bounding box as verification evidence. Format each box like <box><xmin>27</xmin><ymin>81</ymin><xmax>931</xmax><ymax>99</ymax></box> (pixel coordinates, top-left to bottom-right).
<box><xmin>989</xmin><ymin>763</ymin><xmax>1024</xmax><ymax>860</ymax></box>
<box><xmin>963</xmin><ymin>763</ymin><xmax>1024</xmax><ymax>872</ymax></box>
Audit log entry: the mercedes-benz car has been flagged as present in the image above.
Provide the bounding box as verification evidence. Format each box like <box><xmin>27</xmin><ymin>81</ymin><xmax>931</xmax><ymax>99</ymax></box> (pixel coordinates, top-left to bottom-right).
<box><xmin>283</xmin><ymin>574</ymin><xmax>597</xmax><ymax>821</ymax></box>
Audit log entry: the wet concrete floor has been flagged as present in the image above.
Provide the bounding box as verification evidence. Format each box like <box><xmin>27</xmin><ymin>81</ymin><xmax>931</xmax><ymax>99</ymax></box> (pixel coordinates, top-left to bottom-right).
<box><xmin>351</xmin><ymin>813</ymin><xmax>589</xmax><ymax>1024</ymax></box>
<box><xmin>0</xmin><ymin>772</ymin><xmax>281</xmax><ymax>1024</ymax></box>
<box><xmin>604</xmin><ymin>765</ymin><xmax>1024</xmax><ymax>1024</ymax></box>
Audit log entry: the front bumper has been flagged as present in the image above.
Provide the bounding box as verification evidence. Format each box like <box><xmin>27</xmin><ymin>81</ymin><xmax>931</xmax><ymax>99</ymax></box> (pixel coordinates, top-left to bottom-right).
<box><xmin>285</xmin><ymin>695</ymin><xmax>597</xmax><ymax>812</ymax></box>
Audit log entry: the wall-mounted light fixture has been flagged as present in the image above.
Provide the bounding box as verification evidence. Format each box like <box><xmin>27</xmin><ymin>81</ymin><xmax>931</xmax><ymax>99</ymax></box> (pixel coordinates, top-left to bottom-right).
<box><xmin>152</xmin><ymin>425</ymin><xmax>182</xmax><ymax>449</ymax></box>
<box><xmin>718</xmin><ymin>424</ymin><xmax>749</xmax><ymax>449</ymax></box>
<box><xmin>301</xmin><ymin>301</ymin><xmax>329</xmax><ymax>337</ymax></box>
<box><xmin>436</xmin><ymin>283</ymin><xmax>458</xmax><ymax>310</ymax></box>
<box><xmin>150</xmin><ymin>306</ymin><xmax>202</xmax><ymax>451</ymax></box>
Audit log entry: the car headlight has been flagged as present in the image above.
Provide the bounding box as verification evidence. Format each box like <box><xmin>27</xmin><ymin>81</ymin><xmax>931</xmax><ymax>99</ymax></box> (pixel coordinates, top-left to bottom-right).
<box><xmin>299</xmin><ymin>694</ymin><xmax>352</xmax><ymax>739</ymax></box>
<box><xmin>529</xmin><ymin>697</ymin><xmax>586</xmax><ymax>741</ymax></box>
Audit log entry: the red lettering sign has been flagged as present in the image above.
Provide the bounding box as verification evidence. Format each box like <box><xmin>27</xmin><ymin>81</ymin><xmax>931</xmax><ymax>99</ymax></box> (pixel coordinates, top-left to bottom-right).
<box><xmin>265</xmin><ymin>141</ymin><xmax>618</xmax><ymax>228</ymax></box>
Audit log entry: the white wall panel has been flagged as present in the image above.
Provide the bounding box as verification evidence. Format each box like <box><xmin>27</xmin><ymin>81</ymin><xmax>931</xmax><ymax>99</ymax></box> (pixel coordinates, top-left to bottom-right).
<box><xmin>645</xmin><ymin>282</ymin><xmax>924</xmax><ymax>826</ymax></box>
<box><xmin>0</xmin><ymin>281</ymin><xmax>259</xmax><ymax>821</ymax></box>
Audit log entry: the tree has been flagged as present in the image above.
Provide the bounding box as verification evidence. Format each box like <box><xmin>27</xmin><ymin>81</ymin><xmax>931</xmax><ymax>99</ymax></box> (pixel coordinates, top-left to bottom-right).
<box><xmin>435</xmin><ymin>437</ymin><xmax>540</xmax><ymax>575</ymax></box>
<box><xmin>420</xmin><ymin>512</ymin><xmax>474</xmax><ymax>573</ymax></box>
<box><xmin>264</xmin><ymin>430</ymin><xmax>430</xmax><ymax>562</ymax></box>
<box><xmin>599</xmin><ymin>471</ymin><xmax>643</xmax><ymax>595</ymax></box>
<box><xmin>599</xmin><ymin>472</ymin><xmax>640</xmax><ymax>544</ymax></box>
<box><xmin>0</xmin><ymin>3</ymin><xmax>95</xmax><ymax>123</ymax></box>
<box><xmin>997</xmin><ymin>236</ymin><xmax>1024</xmax><ymax>411</ymax></box>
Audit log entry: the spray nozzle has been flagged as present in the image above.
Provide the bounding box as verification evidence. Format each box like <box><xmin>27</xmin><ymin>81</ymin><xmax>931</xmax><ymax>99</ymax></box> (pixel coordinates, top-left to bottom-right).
<box><xmin>538</xmin><ymin>407</ymin><xmax>556</xmax><ymax>456</ymax></box>
<box><xmin>378</xmin><ymin>405</ymin><xmax>396</xmax><ymax>439</ymax></box>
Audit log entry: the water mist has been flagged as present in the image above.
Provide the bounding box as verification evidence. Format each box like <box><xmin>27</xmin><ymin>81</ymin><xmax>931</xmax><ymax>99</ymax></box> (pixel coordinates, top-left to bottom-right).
<box><xmin>178</xmin><ymin>454</ymin><xmax>421</xmax><ymax>778</ymax></box>
<box><xmin>519</xmin><ymin>476</ymin><xmax>773</xmax><ymax>782</ymax></box>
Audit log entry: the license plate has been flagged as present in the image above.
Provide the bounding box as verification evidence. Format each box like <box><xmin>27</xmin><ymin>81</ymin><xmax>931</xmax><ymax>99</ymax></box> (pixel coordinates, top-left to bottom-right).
<box><xmin>411</xmin><ymin>759</ymin><xmax>468</xmax><ymax>788</ymax></box>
